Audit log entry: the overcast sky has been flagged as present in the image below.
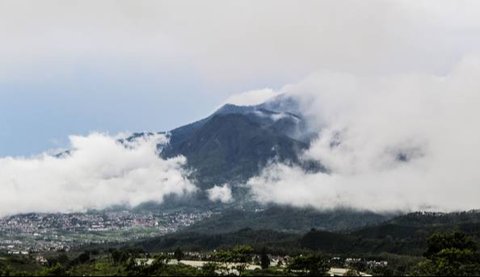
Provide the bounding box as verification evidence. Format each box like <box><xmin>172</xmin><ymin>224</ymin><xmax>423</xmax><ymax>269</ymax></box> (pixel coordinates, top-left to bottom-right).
<box><xmin>1</xmin><ymin>1</ymin><xmax>480</xmax><ymax>214</ymax></box>
<box><xmin>1</xmin><ymin>0</ymin><xmax>480</xmax><ymax>156</ymax></box>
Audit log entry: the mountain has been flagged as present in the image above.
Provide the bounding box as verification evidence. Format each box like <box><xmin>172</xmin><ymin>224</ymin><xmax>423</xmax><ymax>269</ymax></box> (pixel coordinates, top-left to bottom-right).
<box><xmin>121</xmin><ymin>96</ymin><xmax>387</xmax><ymax>232</ymax></box>
<box><xmin>160</xmin><ymin>95</ymin><xmax>321</xmax><ymax>190</ymax></box>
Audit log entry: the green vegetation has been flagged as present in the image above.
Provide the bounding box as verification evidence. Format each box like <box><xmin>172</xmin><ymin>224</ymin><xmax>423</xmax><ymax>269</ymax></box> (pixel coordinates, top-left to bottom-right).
<box><xmin>132</xmin><ymin>210</ymin><xmax>480</xmax><ymax>257</ymax></box>
<box><xmin>135</xmin><ymin>228</ymin><xmax>299</xmax><ymax>254</ymax></box>
<box><xmin>287</xmin><ymin>254</ymin><xmax>330</xmax><ymax>276</ymax></box>
<box><xmin>1</xmin><ymin>211</ymin><xmax>480</xmax><ymax>276</ymax></box>
<box><xmin>260</xmin><ymin>247</ymin><xmax>270</xmax><ymax>270</ymax></box>
<box><xmin>182</xmin><ymin>207</ymin><xmax>391</xmax><ymax>234</ymax></box>
<box><xmin>173</xmin><ymin>248</ymin><xmax>184</xmax><ymax>261</ymax></box>
<box><xmin>412</xmin><ymin>232</ymin><xmax>480</xmax><ymax>276</ymax></box>
<box><xmin>0</xmin><ymin>246</ymin><xmax>300</xmax><ymax>276</ymax></box>
<box><xmin>0</xmin><ymin>230</ymin><xmax>478</xmax><ymax>276</ymax></box>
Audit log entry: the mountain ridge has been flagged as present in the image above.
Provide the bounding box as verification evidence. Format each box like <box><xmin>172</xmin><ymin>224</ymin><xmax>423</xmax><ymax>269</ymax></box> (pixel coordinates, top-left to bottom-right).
<box><xmin>159</xmin><ymin>96</ymin><xmax>320</xmax><ymax>190</ymax></box>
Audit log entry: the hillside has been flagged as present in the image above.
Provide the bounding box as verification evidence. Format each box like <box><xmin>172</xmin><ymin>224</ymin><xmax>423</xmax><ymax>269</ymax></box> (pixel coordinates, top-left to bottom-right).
<box><xmin>135</xmin><ymin>228</ymin><xmax>300</xmax><ymax>253</ymax></box>
<box><xmin>134</xmin><ymin>210</ymin><xmax>480</xmax><ymax>257</ymax></box>
<box><xmin>161</xmin><ymin>113</ymin><xmax>309</xmax><ymax>189</ymax></box>
<box><xmin>182</xmin><ymin>207</ymin><xmax>391</xmax><ymax>234</ymax></box>
<box><xmin>158</xmin><ymin>97</ymin><xmax>322</xmax><ymax>191</ymax></box>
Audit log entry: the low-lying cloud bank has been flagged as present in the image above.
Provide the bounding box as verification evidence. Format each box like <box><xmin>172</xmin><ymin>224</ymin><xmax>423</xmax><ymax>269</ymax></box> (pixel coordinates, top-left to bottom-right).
<box><xmin>0</xmin><ymin>133</ymin><xmax>196</xmax><ymax>216</ymax></box>
<box><xmin>248</xmin><ymin>57</ymin><xmax>480</xmax><ymax>212</ymax></box>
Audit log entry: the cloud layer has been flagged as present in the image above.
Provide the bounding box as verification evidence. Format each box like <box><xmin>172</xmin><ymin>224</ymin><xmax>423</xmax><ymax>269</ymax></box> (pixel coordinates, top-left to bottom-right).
<box><xmin>248</xmin><ymin>57</ymin><xmax>480</xmax><ymax>212</ymax></box>
<box><xmin>222</xmin><ymin>89</ymin><xmax>276</xmax><ymax>107</ymax></box>
<box><xmin>1</xmin><ymin>1</ymin><xmax>480</xmax><ymax>214</ymax></box>
<box><xmin>207</xmin><ymin>184</ymin><xmax>233</xmax><ymax>204</ymax></box>
<box><xmin>2</xmin><ymin>1</ymin><xmax>480</xmax><ymax>84</ymax></box>
<box><xmin>0</xmin><ymin>133</ymin><xmax>196</xmax><ymax>216</ymax></box>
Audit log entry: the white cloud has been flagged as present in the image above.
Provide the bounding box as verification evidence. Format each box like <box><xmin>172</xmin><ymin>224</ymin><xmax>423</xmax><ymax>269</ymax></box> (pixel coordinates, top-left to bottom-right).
<box><xmin>248</xmin><ymin>56</ymin><xmax>480</xmax><ymax>212</ymax></box>
<box><xmin>0</xmin><ymin>133</ymin><xmax>196</xmax><ymax>216</ymax></box>
<box><xmin>2</xmin><ymin>1</ymin><xmax>480</xmax><ymax>85</ymax></box>
<box><xmin>1</xmin><ymin>1</ymin><xmax>480</xmax><ymax>213</ymax></box>
<box><xmin>207</xmin><ymin>184</ymin><xmax>233</xmax><ymax>203</ymax></box>
<box><xmin>223</xmin><ymin>88</ymin><xmax>276</xmax><ymax>106</ymax></box>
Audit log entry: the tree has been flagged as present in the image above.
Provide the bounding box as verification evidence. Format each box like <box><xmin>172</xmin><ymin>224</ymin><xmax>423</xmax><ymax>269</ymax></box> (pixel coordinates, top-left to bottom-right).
<box><xmin>125</xmin><ymin>257</ymin><xmax>143</xmax><ymax>276</ymax></box>
<box><xmin>0</xmin><ymin>262</ymin><xmax>12</xmax><ymax>276</ymax></box>
<box><xmin>47</xmin><ymin>254</ymin><xmax>69</xmax><ymax>267</ymax></box>
<box><xmin>260</xmin><ymin>247</ymin><xmax>270</xmax><ymax>269</ymax></box>
<box><xmin>77</xmin><ymin>251</ymin><xmax>90</xmax><ymax>264</ymax></box>
<box><xmin>110</xmin><ymin>249</ymin><xmax>122</xmax><ymax>264</ymax></box>
<box><xmin>413</xmin><ymin>231</ymin><xmax>480</xmax><ymax>276</ymax></box>
<box><xmin>232</xmin><ymin>245</ymin><xmax>254</xmax><ymax>263</ymax></box>
<box><xmin>201</xmin><ymin>262</ymin><xmax>218</xmax><ymax>276</ymax></box>
<box><xmin>41</xmin><ymin>263</ymin><xmax>69</xmax><ymax>276</ymax></box>
<box><xmin>277</xmin><ymin>260</ymin><xmax>283</xmax><ymax>267</ymax></box>
<box><xmin>288</xmin><ymin>254</ymin><xmax>330</xmax><ymax>276</ymax></box>
<box><xmin>424</xmin><ymin>231</ymin><xmax>477</xmax><ymax>259</ymax></box>
<box><xmin>174</xmin><ymin>247</ymin><xmax>185</xmax><ymax>261</ymax></box>
<box><xmin>215</xmin><ymin>245</ymin><xmax>254</xmax><ymax>263</ymax></box>
<box><xmin>60</xmin><ymin>254</ymin><xmax>70</xmax><ymax>264</ymax></box>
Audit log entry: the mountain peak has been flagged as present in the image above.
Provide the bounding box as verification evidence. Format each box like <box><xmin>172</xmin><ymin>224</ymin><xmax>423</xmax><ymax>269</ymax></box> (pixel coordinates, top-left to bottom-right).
<box><xmin>214</xmin><ymin>103</ymin><xmax>257</xmax><ymax>115</ymax></box>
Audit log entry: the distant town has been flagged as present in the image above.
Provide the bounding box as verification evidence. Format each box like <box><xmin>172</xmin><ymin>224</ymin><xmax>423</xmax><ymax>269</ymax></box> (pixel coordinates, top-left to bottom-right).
<box><xmin>0</xmin><ymin>210</ymin><xmax>214</xmax><ymax>255</ymax></box>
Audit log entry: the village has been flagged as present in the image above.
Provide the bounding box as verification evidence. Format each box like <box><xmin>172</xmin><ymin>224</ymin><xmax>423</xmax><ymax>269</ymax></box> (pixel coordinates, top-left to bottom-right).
<box><xmin>0</xmin><ymin>210</ymin><xmax>214</xmax><ymax>255</ymax></box>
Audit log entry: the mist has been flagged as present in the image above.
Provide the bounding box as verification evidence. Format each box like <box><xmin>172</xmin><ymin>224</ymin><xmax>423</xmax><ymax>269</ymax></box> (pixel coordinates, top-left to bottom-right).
<box><xmin>0</xmin><ymin>133</ymin><xmax>196</xmax><ymax>216</ymax></box>
<box><xmin>248</xmin><ymin>57</ymin><xmax>480</xmax><ymax>212</ymax></box>
<box><xmin>206</xmin><ymin>184</ymin><xmax>233</xmax><ymax>204</ymax></box>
